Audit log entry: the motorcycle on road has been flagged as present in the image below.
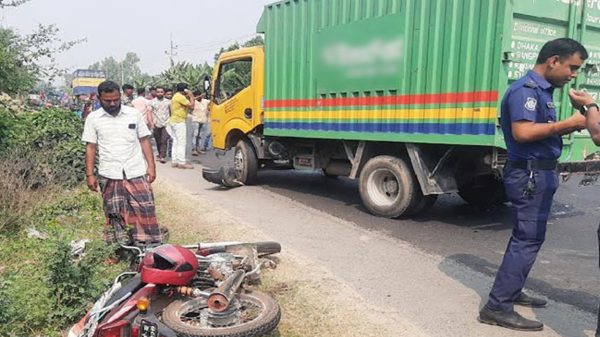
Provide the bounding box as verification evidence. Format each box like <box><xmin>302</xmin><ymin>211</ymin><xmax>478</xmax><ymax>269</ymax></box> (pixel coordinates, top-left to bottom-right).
<box><xmin>68</xmin><ymin>240</ymin><xmax>282</xmax><ymax>337</ymax></box>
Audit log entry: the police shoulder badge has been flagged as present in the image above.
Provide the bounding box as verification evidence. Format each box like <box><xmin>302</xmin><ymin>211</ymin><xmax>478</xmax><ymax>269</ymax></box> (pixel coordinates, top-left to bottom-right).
<box><xmin>524</xmin><ymin>97</ymin><xmax>537</xmax><ymax>111</ymax></box>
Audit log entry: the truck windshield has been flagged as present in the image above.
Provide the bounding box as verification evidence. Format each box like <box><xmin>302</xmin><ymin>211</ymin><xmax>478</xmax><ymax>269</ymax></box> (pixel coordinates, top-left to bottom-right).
<box><xmin>214</xmin><ymin>58</ymin><xmax>253</xmax><ymax>105</ymax></box>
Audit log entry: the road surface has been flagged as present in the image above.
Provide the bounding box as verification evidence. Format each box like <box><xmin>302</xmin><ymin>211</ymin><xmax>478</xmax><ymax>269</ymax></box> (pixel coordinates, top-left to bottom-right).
<box><xmin>156</xmin><ymin>152</ymin><xmax>600</xmax><ymax>337</ymax></box>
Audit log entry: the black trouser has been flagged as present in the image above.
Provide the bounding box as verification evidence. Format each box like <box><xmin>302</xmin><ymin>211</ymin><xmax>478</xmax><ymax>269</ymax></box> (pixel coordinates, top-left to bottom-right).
<box><xmin>153</xmin><ymin>127</ymin><xmax>170</xmax><ymax>159</ymax></box>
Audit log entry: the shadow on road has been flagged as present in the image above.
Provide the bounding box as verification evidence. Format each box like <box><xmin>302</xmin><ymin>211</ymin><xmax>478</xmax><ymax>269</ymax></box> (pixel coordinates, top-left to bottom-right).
<box><xmin>439</xmin><ymin>254</ymin><xmax>597</xmax><ymax>337</ymax></box>
<box><xmin>256</xmin><ymin>169</ymin><xmax>515</xmax><ymax>230</ymax></box>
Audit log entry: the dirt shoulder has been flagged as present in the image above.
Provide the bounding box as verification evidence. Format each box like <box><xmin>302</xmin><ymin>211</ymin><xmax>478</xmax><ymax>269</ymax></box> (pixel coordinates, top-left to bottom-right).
<box><xmin>153</xmin><ymin>180</ymin><xmax>428</xmax><ymax>337</ymax></box>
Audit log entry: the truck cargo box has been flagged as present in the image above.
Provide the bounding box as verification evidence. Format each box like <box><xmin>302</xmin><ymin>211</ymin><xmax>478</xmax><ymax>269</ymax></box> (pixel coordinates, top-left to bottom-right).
<box><xmin>257</xmin><ymin>0</ymin><xmax>600</xmax><ymax>162</ymax></box>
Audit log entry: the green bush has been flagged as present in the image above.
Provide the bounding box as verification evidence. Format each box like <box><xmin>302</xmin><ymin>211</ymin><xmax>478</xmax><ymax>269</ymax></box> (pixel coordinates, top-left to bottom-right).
<box><xmin>0</xmin><ymin>107</ymin><xmax>86</xmax><ymax>233</ymax></box>
<box><xmin>0</xmin><ymin>188</ymin><xmax>123</xmax><ymax>337</ymax></box>
<box><xmin>0</xmin><ymin>107</ymin><xmax>85</xmax><ymax>187</ymax></box>
<box><xmin>0</xmin><ymin>105</ymin><xmax>122</xmax><ymax>337</ymax></box>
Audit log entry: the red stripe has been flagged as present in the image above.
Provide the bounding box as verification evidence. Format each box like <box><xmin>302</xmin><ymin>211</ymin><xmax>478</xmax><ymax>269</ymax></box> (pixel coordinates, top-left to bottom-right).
<box><xmin>264</xmin><ymin>91</ymin><xmax>499</xmax><ymax>109</ymax></box>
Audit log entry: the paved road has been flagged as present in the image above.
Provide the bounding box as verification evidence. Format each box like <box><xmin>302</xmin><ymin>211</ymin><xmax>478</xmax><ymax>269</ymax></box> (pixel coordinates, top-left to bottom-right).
<box><xmin>195</xmin><ymin>151</ymin><xmax>600</xmax><ymax>314</ymax></box>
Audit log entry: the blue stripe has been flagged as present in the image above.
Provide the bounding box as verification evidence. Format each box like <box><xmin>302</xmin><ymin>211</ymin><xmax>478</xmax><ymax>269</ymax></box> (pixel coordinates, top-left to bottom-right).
<box><xmin>265</xmin><ymin>122</ymin><xmax>495</xmax><ymax>135</ymax></box>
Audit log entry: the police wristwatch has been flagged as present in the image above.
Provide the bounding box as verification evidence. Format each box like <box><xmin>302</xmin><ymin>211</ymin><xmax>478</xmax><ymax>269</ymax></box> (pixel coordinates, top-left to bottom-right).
<box><xmin>580</xmin><ymin>103</ymin><xmax>599</xmax><ymax>116</ymax></box>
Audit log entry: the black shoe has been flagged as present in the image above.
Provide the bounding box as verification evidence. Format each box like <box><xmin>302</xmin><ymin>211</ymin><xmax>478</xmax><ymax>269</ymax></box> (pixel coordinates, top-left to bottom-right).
<box><xmin>515</xmin><ymin>292</ymin><xmax>547</xmax><ymax>308</ymax></box>
<box><xmin>478</xmin><ymin>307</ymin><xmax>543</xmax><ymax>331</ymax></box>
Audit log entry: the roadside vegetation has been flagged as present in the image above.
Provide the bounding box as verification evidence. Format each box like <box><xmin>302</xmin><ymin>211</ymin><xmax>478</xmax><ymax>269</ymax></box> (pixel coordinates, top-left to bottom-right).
<box><xmin>0</xmin><ymin>105</ymin><xmax>124</xmax><ymax>337</ymax></box>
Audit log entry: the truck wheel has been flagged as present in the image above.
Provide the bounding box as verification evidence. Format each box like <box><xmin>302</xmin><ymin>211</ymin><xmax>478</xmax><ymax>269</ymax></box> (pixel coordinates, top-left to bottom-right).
<box><xmin>405</xmin><ymin>193</ymin><xmax>438</xmax><ymax>217</ymax></box>
<box><xmin>359</xmin><ymin>155</ymin><xmax>417</xmax><ymax>218</ymax></box>
<box><xmin>458</xmin><ymin>174</ymin><xmax>506</xmax><ymax>208</ymax></box>
<box><xmin>234</xmin><ymin>138</ymin><xmax>259</xmax><ymax>185</ymax></box>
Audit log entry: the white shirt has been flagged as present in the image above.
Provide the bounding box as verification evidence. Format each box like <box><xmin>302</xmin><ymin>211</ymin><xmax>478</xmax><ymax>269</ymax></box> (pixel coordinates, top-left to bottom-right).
<box><xmin>151</xmin><ymin>98</ymin><xmax>171</xmax><ymax>128</ymax></box>
<box><xmin>81</xmin><ymin>105</ymin><xmax>152</xmax><ymax>180</ymax></box>
<box><xmin>192</xmin><ymin>98</ymin><xmax>210</xmax><ymax>123</ymax></box>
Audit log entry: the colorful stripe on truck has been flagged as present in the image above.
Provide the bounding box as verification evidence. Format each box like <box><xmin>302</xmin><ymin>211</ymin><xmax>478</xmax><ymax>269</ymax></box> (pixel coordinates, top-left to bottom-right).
<box><xmin>264</xmin><ymin>91</ymin><xmax>499</xmax><ymax>138</ymax></box>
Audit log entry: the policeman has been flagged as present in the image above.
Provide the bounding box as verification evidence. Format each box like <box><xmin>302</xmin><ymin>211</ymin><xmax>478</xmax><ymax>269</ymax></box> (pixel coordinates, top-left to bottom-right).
<box><xmin>479</xmin><ymin>38</ymin><xmax>589</xmax><ymax>331</ymax></box>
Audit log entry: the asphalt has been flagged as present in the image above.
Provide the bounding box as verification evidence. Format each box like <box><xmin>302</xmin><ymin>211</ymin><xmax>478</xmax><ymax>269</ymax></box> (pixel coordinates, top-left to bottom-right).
<box><xmin>196</xmin><ymin>151</ymin><xmax>600</xmax><ymax>314</ymax></box>
<box><xmin>155</xmin><ymin>150</ymin><xmax>600</xmax><ymax>336</ymax></box>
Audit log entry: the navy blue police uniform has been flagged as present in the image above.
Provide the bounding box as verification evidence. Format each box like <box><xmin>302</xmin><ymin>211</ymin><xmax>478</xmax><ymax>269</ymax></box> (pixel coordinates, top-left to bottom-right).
<box><xmin>486</xmin><ymin>70</ymin><xmax>561</xmax><ymax>312</ymax></box>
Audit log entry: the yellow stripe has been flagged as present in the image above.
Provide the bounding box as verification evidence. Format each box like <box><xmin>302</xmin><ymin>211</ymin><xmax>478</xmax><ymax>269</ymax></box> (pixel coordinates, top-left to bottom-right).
<box><xmin>265</xmin><ymin>107</ymin><xmax>497</xmax><ymax>120</ymax></box>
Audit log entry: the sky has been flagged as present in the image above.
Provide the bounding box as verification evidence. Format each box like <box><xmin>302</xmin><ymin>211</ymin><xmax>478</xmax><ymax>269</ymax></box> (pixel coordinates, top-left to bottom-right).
<box><xmin>0</xmin><ymin>0</ymin><xmax>275</xmax><ymax>77</ymax></box>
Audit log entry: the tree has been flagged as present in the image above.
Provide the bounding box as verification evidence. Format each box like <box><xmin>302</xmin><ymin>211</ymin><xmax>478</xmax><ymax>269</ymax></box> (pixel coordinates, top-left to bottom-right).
<box><xmin>0</xmin><ymin>0</ymin><xmax>30</xmax><ymax>8</ymax></box>
<box><xmin>89</xmin><ymin>52</ymin><xmax>147</xmax><ymax>86</ymax></box>
<box><xmin>0</xmin><ymin>24</ymin><xmax>82</xmax><ymax>94</ymax></box>
<box><xmin>213</xmin><ymin>35</ymin><xmax>264</xmax><ymax>63</ymax></box>
<box><xmin>157</xmin><ymin>62</ymin><xmax>212</xmax><ymax>91</ymax></box>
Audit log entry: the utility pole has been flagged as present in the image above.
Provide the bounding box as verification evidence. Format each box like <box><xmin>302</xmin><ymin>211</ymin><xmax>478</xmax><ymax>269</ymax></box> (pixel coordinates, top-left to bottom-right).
<box><xmin>165</xmin><ymin>33</ymin><xmax>178</xmax><ymax>67</ymax></box>
<box><xmin>120</xmin><ymin>63</ymin><xmax>124</xmax><ymax>86</ymax></box>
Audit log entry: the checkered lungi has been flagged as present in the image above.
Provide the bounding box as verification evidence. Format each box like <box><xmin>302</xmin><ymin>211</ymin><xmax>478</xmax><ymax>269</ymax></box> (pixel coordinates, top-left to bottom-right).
<box><xmin>99</xmin><ymin>176</ymin><xmax>162</xmax><ymax>244</ymax></box>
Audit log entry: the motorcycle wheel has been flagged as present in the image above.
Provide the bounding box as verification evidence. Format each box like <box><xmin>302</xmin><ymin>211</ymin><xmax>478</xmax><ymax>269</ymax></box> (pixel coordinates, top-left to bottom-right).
<box><xmin>161</xmin><ymin>291</ymin><xmax>281</xmax><ymax>337</ymax></box>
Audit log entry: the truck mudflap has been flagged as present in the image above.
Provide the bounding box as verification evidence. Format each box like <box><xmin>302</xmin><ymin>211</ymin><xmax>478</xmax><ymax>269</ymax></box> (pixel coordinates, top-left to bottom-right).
<box><xmin>202</xmin><ymin>167</ymin><xmax>243</xmax><ymax>188</ymax></box>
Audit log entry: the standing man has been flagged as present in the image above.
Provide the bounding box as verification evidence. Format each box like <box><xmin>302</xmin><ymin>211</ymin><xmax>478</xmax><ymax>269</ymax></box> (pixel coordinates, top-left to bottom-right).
<box><xmin>151</xmin><ymin>86</ymin><xmax>171</xmax><ymax>163</ymax></box>
<box><xmin>132</xmin><ymin>87</ymin><xmax>154</xmax><ymax>130</ymax></box>
<box><xmin>121</xmin><ymin>84</ymin><xmax>135</xmax><ymax>107</ymax></box>
<box><xmin>191</xmin><ymin>91</ymin><xmax>209</xmax><ymax>156</ymax></box>
<box><xmin>82</xmin><ymin>80</ymin><xmax>162</xmax><ymax>246</ymax></box>
<box><xmin>148</xmin><ymin>86</ymin><xmax>157</xmax><ymax>100</ymax></box>
<box><xmin>569</xmin><ymin>88</ymin><xmax>600</xmax><ymax>337</ymax></box>
<box><xmin>170</xmin><ymin>83</ymin><xmax>195</xmax><ymax>169</ymax></box>
<box><xmin>479</xmin><ymin>38</ymin><xmax>588</xmax><ymax>331</ymax></box>
<box><xmin>165</xmin><ymin>89</ymin><xmax>173</xmax><ymax>100</ymax></box>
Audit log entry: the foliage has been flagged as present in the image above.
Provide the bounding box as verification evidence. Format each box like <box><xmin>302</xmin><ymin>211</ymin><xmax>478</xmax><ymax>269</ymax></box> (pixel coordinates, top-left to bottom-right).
<box><xmin>2</xmin><ymin>107</ymin><xmax>85</xmax><ymax>186</ymax></box>
<box><xmin>89</xmin><ymin>52</ymin><xmax>149</xmax><ymax>86</ymax></box>
<box><xmin>0</xmin><ymin>25</ymin><xmax>83</xmax><ymax>94</ymax></box>
<box><xmin>157</xmin><ymin>61</ymin><xmax>213</xmax><ymax>92</ymax></box>
<box><xmin>0</xmin><ymin>107</ymin><xmax>85</xmax><ymax>233</ymax></box>
<box><xmin>213</xmin><ymin>35</ymin><xmax>264</xmax><ymax>62</ymax></box>
<box><xmin>0</xmin><ymin>188</ymin><xmax>122</xmax><ymax>337</ymax></box>
<box><xmin>0</xmin><ymin>0</ymin><xmax>30</xmax><ymax>8</ymax></box>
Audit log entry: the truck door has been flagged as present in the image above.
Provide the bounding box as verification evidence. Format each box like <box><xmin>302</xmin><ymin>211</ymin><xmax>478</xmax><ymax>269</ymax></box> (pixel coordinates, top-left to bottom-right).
<box><xmin>210</xmin><ymin>57</ymin><xmax>255</xmax><ymax>150</ymax></box>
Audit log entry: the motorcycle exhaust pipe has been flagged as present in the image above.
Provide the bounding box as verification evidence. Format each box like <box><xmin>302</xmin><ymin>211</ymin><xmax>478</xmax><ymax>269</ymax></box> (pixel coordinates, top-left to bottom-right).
<box><xmin>207</xmin><ymin>269</ymin><xmax>245</xmax><ymax>312</ymax></box>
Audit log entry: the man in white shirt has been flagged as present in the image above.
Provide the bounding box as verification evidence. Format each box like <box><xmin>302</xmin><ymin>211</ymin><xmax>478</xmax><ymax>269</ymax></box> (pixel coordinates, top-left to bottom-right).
<box><xmin>82</xmin><ymin>81</ymin><xmax>162</xmax><ymax>245</ymax></box>
<box><xmin>191</xmin><ymin>91</ymin><xmax>209</xmax><ymax>155</ymax></box>
<box><xmin>132</xmin><ymin>87</ymin><xmax>154</xmax><ymax>130</ymax></box>
<box><xmin>150</xmin><ymin>86</ymin><xmax>171</xmax><ymax>163</ymax></box>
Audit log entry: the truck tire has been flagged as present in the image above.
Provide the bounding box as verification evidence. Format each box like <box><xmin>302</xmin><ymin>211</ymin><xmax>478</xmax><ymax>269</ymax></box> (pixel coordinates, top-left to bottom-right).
<box><xmin>359</xmin><ymin>155</ymin><xmax>418</xmax><ymax>218</ymax></box>
<box><xmin>234</xmin><ymin>138</ymin><xmax>259</xmax><ymax>185</ymax></box>
<box><xmin>458</xmin><ymin>174</ymin><xmax>506</xmax><ymax>208</ymax></box>
<box><xmin>405</xmin><ymin>193</ymin><xmax>438</xmax><ymax>217</ymax></box>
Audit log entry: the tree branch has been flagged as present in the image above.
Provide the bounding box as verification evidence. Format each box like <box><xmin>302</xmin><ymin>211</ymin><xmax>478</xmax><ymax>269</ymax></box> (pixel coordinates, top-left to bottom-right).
<box><xmin>0</xmin><ymin>0</ymin><xmax>30</xmax><ymax>8</ymax></box>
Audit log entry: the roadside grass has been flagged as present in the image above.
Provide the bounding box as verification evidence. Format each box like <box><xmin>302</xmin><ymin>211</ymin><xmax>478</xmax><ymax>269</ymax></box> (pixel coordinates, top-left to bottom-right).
<box><xmin>0</xmin><ymin>187</ymin><xmax>125</xmax><ymax>337</ymax></box>
<box><xmin>154</xmin><ymin>180</ymin><xmax>403</xmax><ymax>337</ymax></box>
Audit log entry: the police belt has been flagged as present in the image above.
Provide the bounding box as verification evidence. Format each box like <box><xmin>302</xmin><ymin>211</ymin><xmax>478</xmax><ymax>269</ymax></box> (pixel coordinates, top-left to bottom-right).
<box><xmin>506</xmin><ymin>159</ymin><xmax>557</xmax><ymax>171</ymax></box>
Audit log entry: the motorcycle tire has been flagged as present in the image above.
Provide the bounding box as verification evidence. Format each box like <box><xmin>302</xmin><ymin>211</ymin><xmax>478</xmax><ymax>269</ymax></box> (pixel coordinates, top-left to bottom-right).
<box><xmin>162</xmin><ymin>291</ymin><xmax>281</xmax><ymax>337</ymax></box>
